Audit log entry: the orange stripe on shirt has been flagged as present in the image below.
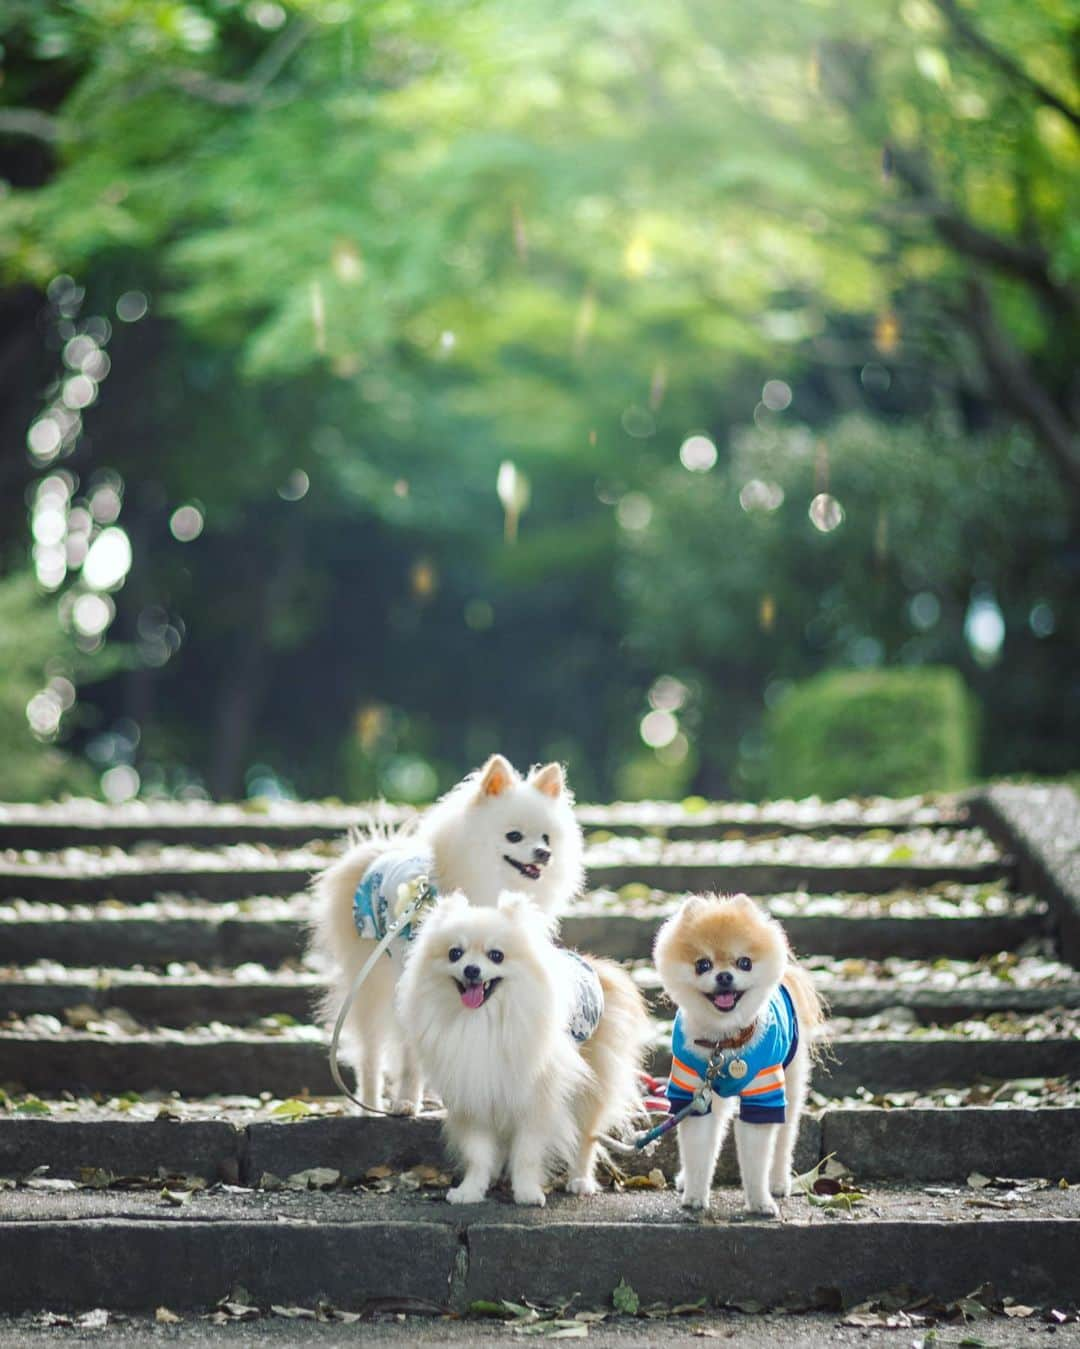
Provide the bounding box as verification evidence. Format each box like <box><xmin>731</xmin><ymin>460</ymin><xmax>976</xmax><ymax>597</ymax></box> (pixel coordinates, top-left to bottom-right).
<box><xmin>741</xmin><ymin>1073</ymin><xmax>785</xmax><ymax>1098</ymax></box>
<box><xmin>669</xmin><ymin>1071</ymin><xmax>701</xmax><ymax>1094</ymax></box>
<box><xmin>671</xmin><ymin>1056</ymin><xmax>702</xmax><ymax>1082</ymax></box>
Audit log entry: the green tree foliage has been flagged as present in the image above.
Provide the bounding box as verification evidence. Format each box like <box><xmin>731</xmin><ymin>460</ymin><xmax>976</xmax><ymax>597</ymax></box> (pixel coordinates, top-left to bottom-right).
<box><xmin>0</xmin><ymin>572</ymin><xmax>101</xmax><ymax>800</ymax></box>
<box><xmin>0</xmin><ymin>0</ymin><xmax>1076</xmax><ymax>799</ymax></box>
<box><xmin>620</xmin><ymin>415</ymin><xmax>1074</xmax><ymax>794</ymax></box>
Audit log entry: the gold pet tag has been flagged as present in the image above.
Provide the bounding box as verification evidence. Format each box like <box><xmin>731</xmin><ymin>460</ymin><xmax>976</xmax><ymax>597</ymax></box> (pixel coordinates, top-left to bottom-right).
<box><xmin>728</xmin><ymin>1057</ymin><xmax>749</xmax><ymax>1080</ymax></box>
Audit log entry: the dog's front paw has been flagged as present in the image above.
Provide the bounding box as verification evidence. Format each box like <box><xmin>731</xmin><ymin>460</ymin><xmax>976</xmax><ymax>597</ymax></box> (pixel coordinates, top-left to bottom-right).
<box><xmin>674</xmin><ymin>1169</ymin><xmax>685</xmax><ymax>1192</ymax></box>
<box><xmin>770</xmin><ymin>1173</ymin><xmax>792</xmax><ymax>1198</ymax></box>
<box><xmin>566</xmin><ymin>1176</ymin><xmax>599</xmax><ymax>1197</ymax></box>
<box><xmin>446</xmin><ymin>1182</ymin><xmax>487</xmax><ymax>1205</ymax></box>
<box><xmin>387</xmin><ymin>1098</ymin><xmax>419</xmax><ymax>1118</ymax></box>
<box><xmin>745</xmin><ymin>1196</ymin><xmax>779</xmax><ymax>1219</ymax></box>
<box><xmin>680</xmin><ymin>1192</ymin><xmax>710</xmax><ymax>1212</ymax></box>
<box><xmin>512</xmin><ymin>1184</ymin><xmax>547</xmax><ymax>1207</ymax></box>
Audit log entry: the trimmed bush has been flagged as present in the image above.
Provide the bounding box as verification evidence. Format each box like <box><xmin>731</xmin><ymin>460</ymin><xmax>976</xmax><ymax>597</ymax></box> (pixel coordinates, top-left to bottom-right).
<box><xmin>763</xmin><ymin>667</ymin><xmax>977</xmax><ymax>800</ymax></box>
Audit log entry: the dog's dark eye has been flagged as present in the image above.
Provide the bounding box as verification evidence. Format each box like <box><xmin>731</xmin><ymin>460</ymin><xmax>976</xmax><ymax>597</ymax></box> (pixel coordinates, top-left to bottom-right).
<box><xmin>736</xmin><ymin>956</ymin><xmax>753</xmax><ymax>972</ymax></box>
<box><xmin>694</xmin><ymin>958</ymin><xmax>713</xmax><ymax>975</ymax></box>
<box><xmin>448</xmin><ymin>947</ymin><xmax>464</xmax><ymax>963</ymax></box>
<box><xmin>542</xmin><ymin>833</ymin><xmax>550</xmax><ymax>845</ymax></box>
<box><xmin>505</xmin><ymin>830</ymin><xmax>523</xmax><ymax>843</ymax></box>
<box><xmin>487</xmin><ymin>949</ymin><xmax>504</xmax><ymax>964</ymax></box>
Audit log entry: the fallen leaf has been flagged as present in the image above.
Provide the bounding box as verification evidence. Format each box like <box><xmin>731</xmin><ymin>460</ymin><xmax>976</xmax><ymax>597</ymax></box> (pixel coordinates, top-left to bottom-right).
<box><xmin>79</xmin><ymin>1167</ymin><xmax>115</xmax><ymax>1190</ymax></box>
<box><xmin>218</xmin><ymin>1301</ymin><xmax>260</xmax><ymax>1320</ymax></box>
<box><xmin>469</xmin><ymin>1300</ymin><xmax>510</xmax><ymax>1318</ymax></box>
<box><xmin>155</xmin><ymin>1307</ymin><xmax>182</xmax><ymax>1324</ymax></box>
<box><xmin>271</xmin><ymin>1305</ymin><xmax>316</xmax><ymax>1320</ymax></box>
<box><xmin>966</xmin><ymin>1172</ymin><xmax>992</xmax><ymax>1189</ymax></box>
<box><xmin>612</xmin><ymin>1278</ymin><xmax>639</xmax><ymax>1316</ymax></box>
<box><xmin>271</xmin><ymin>1097</ymin><xmax>312</xmax><ymax>1120</ymax></box>
<box><xmin>76</xmin><ymin>1310</ymin><xmax>109</xmax><ymax>1329</ymax></box>
<box><xmin>1003</xmin><ymin>1304</ymin><xmax>1036</xmax><ymax>1319</ymax></box>
<box><xmin>284</xmin><ymin>1168</ymin><xmax>340</xmax><ymax>1190</ymax></box>
<box><xmin>160</xmin><ymin>1188</ymin><xmax>191</xmax><ymax>1206</ymax></box>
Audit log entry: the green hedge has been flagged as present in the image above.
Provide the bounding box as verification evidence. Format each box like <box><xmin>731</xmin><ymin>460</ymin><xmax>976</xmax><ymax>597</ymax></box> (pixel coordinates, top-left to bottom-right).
<box><xmin>763</xmin><ymin>667</ymin><xmax>977</xmax><ymax>800</ymax></box>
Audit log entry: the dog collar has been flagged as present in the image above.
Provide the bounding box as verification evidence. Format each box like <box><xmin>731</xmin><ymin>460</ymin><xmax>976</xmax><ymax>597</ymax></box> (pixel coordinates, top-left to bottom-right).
<box><xmin>694</xmin><ymin>1020</ymin><xmax>756</xmax><ymax>1053</ymax></box>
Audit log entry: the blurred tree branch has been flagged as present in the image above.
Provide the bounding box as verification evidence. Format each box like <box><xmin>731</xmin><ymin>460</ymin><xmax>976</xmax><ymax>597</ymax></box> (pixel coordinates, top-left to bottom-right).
<box><xmin>931</xmin><ymin>0</ymin><xmax>1080</xmax><ymax>133</ymax></box>
<box><xmin>0</xmin><ymin>108</ymin><xmax>62</xmax><ymax>143</ymax></box>
<box><xmin>886</xmin><ymin>142</ymin><xmax>1079</xmax><ymax>320</ymax></box>
<box><xmin>960</xmin><ymin>277</ymin><xmax>1080</xmax><ymax>503</ymax></box>
<box><xmin>158</xmin><ymin>18</ymin><xmax>314</xmax><ymax>107</ymax></box>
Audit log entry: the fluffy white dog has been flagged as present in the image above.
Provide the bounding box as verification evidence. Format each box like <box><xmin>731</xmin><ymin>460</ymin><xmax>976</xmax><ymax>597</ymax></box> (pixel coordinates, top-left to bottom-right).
<box><xmin>396</xmin><ymin>891</ymin><xmax>650</xmax><ymax>1204</ymax></box>
<box><xmin>308</xmin><ymin>754</ymin><xmax>584</xmax><ymax>1113</ymax></box>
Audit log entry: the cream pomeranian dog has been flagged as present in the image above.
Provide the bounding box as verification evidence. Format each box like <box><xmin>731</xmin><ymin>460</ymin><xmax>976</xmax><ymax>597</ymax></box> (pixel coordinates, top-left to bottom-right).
<box><xmin>396</xmin><ymin>891</ymin><xmax>650</xmax><ymax>1204</ymax></box>
<box><xmin>653</xmin><ymin>893</ymin><xmax>826</xmax><ymax>1217</ymax></box>
<box><xmin>308</xmin><ymin>755</ymin><xmax>585</xmax><ymax>1114</ymax></box>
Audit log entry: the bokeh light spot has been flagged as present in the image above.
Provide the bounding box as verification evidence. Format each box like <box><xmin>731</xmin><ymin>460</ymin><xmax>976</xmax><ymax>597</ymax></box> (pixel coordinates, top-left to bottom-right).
<box><xmin>170</xmin><ymin>505</ymin><xmax>205</xmax><ymax>542</ymax></box>
<box><xmin>909</xmin><ymin>591</ymin><xmax>940</xmax><ymax>630</ymax></box>
<box><xmin>761</xmin><ymin>380</ymin><xmax>792</xmax><ymax>411</ymax></box>
<box><xmin>116</xmin><ymin>291</ymin><xmax>149</xmax><ymax>323</ymax></box>
<box><xmin>640</xmin><ymin>709</ymin><xmax>678</xmax><ymax>748</ymax></box>
<box><xmin>73</xmin><ymin>592</ymin><xmax>114</xmax><ymax>638</ymax></box>
<box><xmin>102</xmin><ymin>764</ymin><xmax>140</xmax><ymax>803</ymax></box>
<box><xmin>83</xmin><ymin>527</ymin><xmax>132</xmax><ymax>590</ymax></box>
<box><xmin>277</xmin><ymin>469</ymin><xmax>310</xmax><ymax>502</ymax></box>
<box><xmin>616</xmin><ymin>493</ymin><xmax>653</xmax><ymax>531</ymax></box>
<box><xmin>739</xmin><ymin>479</ymin><xmax>785</xmax><ymax>513</ymax></box>
<box><xmin>648</xmin><ymin>675</ymin><xmax>687</xmax><ymax>712</ymax></box>
<box><xmin>1029</xmin><ymin>602</ymin><xmax>1055</xmax><ymax>638</ymax></box>
<box><xmin>809</xmin><ymin>493</ymin><xmax>844</xmax><ymax>532</ymax></box>
<box><xmin>679</xmin><ymin>435</ymin><xmax>717</xmax><ymax>472</ymax></box>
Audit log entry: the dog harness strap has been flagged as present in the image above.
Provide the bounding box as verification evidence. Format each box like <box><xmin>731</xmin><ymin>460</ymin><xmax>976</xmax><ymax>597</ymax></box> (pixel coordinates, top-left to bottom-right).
<box><xmin>665</xmin><ymin>985</ymin><xmax>798</xmax><ymax>1125</ymax></box>
<box><xmin>353</xmin><ymin>849</ymin><xmax>437</xmax><ymax>945</ymax></box>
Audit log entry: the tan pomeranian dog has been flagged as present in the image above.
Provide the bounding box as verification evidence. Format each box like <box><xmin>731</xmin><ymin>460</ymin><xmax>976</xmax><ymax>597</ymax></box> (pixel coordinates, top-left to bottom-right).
<box><xmin>308</xmin><ymin>755</ymin><xmax>584</xmax><ymax>1114</ymax></box>
<box><xmin>653</xmin><ymin>893</ymin><xmax>826</xmax><ymax>1217</ymax></box>
<box><xmin>396</xmin><ymin>891</ymin><xmax>650</xmax><ymax>1205</ymax></box>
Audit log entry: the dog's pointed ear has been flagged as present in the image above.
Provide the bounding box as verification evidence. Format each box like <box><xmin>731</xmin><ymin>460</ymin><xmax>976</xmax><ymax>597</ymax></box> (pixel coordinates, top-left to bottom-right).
<box><xmin>477</xmin><ymin>754</ymin><xmax>516</xmax><ymax>798</ymax></box>
<box><xmin>436</xmin><ymin>890</ymin><xmax>469</xmax><ymax>916</ymax></box>
<box><xmin>497</xmin><ymin>891</ymin><xmax>531</xmax><ymax>919</ymax></box>
<box><xmin>529</xmin><ymin>762</ymin><xmax>565</xmax><ymax>799</ymax></box>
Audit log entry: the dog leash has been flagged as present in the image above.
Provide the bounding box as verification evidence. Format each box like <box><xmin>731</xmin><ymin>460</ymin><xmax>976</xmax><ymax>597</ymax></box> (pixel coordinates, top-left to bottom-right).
<box><xmin>596</xmin><ymin>1035</ymin><xmax>733</xmax><ymax>1155</ymax></box>
<box><xmin>327</xmin><ymin>875</ymin><xmax>437</xmax><ymax>1116</ymax></box>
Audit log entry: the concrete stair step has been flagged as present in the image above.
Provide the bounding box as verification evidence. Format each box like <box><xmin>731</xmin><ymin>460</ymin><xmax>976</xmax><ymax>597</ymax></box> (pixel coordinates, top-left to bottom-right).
<box><xmin>0</xmin><ymin>1183</ymin><xmax>1076</xmax><ymax>1313</ymax></box>
<box><xmin>2</xmin><ymin>1024</ymin><xmax>1078</xmax><ymax>1098</ymax></box>
<box><xmin>0</xmin><ymin>890</ymin><xmax>1048</xmax><ymax>967</ymax></box>
<box><xmin>0</xmin><ymin>828</ymin><xmax>1008</xmax><ymax>902</ymax></box>
<box><xmin>1</xmin><ymin>1104</ymin><xmax>1077</xmax><ymax>1187</ymax></box>
<box><xmin>0</xmin><ymin>794</ymin><xmax>968</xmax><ymax>850</ymax></box>
<box><xmin>4</xmin><ymin>960</ymin><xmax>1079</xmax><ymax>1026</ymax></box>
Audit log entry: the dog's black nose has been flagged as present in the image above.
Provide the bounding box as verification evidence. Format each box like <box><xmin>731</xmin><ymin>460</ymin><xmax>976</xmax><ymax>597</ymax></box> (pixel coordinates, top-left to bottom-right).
<box><xmin>533</xmin><ymin>846</ymin><xmax>551</xmax><ymax>864</ymax></box>
<box><xmin>715</xmin><ymin>970</ymin><xmax>734</xmax><ymax>988</ymax></box>
<box><xmin>462</xmin><ymin>964</ymin><xmax>481</xmax><ymax>982</ymax></box>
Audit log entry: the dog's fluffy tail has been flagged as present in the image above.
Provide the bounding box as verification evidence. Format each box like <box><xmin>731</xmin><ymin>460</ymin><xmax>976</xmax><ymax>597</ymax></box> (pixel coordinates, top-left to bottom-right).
<box><xmin>579</xmin><ymin>956</ymin><xmax>653</xmax><ymax>1144</ymax></box>
<box><xmin>782</xmin><ymin>962</ymin><xmax>829</xmax><ymax>1060</ymax></box>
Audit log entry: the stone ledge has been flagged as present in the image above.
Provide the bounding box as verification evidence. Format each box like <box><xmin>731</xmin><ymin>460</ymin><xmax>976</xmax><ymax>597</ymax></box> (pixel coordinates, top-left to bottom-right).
<box><xmin>2</xmin><ymin>1108</ymin><xmax>1077</xmax><ymax>1186</ymax></box>
<box><xmin>968</xmin><ymin>785</ymin><xmax>1080</xmax><ymax>966</ymax></box>
<box><xmin>0</xmin><ymin>1186</ymin><xmax>1076</xmax><ymax>1312</ymax></box>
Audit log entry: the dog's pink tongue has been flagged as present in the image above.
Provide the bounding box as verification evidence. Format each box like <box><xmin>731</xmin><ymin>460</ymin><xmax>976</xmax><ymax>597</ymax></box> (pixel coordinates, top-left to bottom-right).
<box><xmin>713</xmin><ymin>991</ymin><xmax>737</xmax><ymax>1011</ymax></box>
<box><xmin>461</xmin><ymin>984</ymin><xmax>486</xmax><ymax>1010</ymax></box>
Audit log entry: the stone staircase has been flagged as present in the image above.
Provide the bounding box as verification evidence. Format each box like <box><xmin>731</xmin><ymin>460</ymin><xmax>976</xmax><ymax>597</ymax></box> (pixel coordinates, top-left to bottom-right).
<box><xmin>1</xmin><ymin>786</ymin><xmax>1078</xmax><ymax>1322</ymax></box>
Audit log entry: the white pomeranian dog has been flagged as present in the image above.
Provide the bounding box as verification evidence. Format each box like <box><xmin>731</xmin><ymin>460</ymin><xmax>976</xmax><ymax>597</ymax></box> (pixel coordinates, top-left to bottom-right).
<box><xmin>653</xmin><ymin>893</ymin><xmax>826</xmax><ymax>1217</ymax></box>
<box><xmin>396</xmin><ymin>891</ymin><xmax>650</xmax><ymax>1205</ymax></box>
<box><xmin>308</xmin><ymin>754</ymin><xmax>585</xmax><ymax>1114</ymax></box>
